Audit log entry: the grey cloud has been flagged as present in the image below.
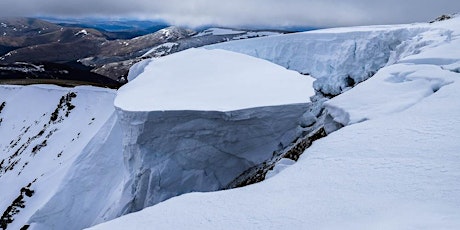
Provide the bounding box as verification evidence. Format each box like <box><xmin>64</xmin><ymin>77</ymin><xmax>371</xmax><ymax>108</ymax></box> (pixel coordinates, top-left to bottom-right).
<box><xmin>1</xmin><ymin>0</ymin><xmax>459</xmax><ymax>28</ymax></box>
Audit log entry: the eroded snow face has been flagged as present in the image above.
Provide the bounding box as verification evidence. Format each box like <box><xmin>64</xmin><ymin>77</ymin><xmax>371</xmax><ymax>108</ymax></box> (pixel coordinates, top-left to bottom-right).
<box><xmin>206</xmin><ymin>25</ymin><xmax>454</xmax><ymax>96</ymax></box>
<box><xmin>116</xmin><ymin>104</ymin><xmax>308</xmax><ymax>214</ymax></box>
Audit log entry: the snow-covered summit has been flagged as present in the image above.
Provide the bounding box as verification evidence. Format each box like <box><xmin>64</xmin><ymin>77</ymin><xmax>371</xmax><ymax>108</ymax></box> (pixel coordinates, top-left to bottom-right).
<box><xmin>115</xmin><ymin>48</ymin><xmax>314</xmax><ymax>112</ymax></box>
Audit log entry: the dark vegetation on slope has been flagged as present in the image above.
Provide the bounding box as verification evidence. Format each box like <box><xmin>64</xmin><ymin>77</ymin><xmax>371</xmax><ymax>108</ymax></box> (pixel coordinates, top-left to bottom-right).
<box><xmin>0</xmin><ymin>62</ymin><xmax>121</xmax><ymax>88</ymax></box>
<box><xmin>0</xmin><ymin>92</ymin><xmax>77</xmax><ymax>176</ymax></box>
<box><xmin>0</xmin><ymin>180</ymin><xmax>36</xmax><ymax>230</ymax></box>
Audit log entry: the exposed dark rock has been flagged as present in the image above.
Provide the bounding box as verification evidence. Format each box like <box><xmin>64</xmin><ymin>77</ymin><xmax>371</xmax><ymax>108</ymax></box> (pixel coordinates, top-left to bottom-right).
<box><xmin>0</xmin><ymin>102</ymin><xmax>5</xmax><ymax>113</ymax></box>
<box><xmin>0</xmin><ymin>182</ymin><xmax>35</xmax><ymax>230</ymax></box>
<box><xmin>430</xmin><ymin>14</ymin><xmax>453</xmax><ymax>23</ymax></box>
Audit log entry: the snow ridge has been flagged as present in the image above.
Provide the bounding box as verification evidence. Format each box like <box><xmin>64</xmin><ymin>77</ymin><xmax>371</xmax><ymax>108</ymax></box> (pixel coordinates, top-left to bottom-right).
<box><xmin>207</xmin><ymin>26</ymin><xmax>444</xmax><ymax>96</ymax></box>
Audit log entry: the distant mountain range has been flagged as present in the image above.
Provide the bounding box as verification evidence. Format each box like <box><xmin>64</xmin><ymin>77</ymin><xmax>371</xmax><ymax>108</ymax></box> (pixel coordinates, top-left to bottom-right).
<box><xmin>0</xmin><ymin>17</ymin><xmax>287</xmax><ymax>86</ymax></box>
<box><xmin>39</xmin><ymin>17</ymin><xmax>171</xmax><ymax>39</ymax></box>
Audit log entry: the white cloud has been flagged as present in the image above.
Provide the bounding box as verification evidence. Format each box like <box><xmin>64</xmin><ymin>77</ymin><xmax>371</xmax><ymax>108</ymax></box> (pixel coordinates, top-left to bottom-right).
<box><xmin>1</xmin><ymin>0</ymin><xmax>459</xmax><ymax>28</ymax></box>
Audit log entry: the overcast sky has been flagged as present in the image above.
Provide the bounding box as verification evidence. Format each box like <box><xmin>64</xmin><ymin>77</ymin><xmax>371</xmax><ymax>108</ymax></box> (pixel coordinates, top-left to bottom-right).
<box><xmin>1</xmin><ymin>0</ymin><xmax>460</xmax><ymax>28</ymax></box>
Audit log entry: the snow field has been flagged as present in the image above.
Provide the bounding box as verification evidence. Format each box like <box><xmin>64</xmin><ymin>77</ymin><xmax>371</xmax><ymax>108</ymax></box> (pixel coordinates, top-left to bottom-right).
<box><xmin>90</xmin><ymin>16</ymin><xmax>460</xmax><ymax>230</ymax></box>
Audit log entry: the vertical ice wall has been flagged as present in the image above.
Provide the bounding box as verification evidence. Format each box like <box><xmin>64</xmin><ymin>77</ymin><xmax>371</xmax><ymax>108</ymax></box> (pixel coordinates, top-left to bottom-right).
<box><xmin>117</xmin><ymin>105</ymin><xmax>308</xmax><ymax>213</ymax></box>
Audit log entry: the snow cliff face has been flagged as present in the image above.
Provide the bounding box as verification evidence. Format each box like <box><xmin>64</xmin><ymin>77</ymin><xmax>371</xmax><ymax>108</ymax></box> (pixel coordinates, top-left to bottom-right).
<box><xmin>113</xmin><ymin>48</ymin><xmax>314</xmax><ymax>214</ymax></box>
<box><xmin>117</xmin><ymin>105</ymin><xmax>307</xmax><ymax>213</ymax></box>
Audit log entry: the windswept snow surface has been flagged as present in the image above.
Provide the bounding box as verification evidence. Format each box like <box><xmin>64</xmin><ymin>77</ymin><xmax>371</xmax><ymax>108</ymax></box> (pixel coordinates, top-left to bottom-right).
<box><xmin>91</xmin><ymin>18</ymin><xmax>460</xmax><ymax>230</ymax></box>
<box><xmin>115</xmin><ymin>48</ymin><xmax>314</xmax><ymax>111</ymax></box>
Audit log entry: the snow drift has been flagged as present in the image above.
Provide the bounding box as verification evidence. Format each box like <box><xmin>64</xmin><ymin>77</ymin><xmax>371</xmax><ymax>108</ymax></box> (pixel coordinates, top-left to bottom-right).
<box><xmin>207</xmin><ymin>24</ymin><xmax>452</xmax><ymax>96</ymax></box>
<box><xmin>0</xmin><ymin>85</ymin><xmax>115</xmax><ymax>230</ymax></box>
<box><xmin>90</xmin><ymin>16</ymin><xmax>460</xmax><ymax>230</ymax></box>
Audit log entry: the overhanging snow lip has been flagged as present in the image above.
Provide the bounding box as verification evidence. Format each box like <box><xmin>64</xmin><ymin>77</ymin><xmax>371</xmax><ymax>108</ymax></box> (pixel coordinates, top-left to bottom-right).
<box><xmin>114</xmin><ymin>102</ymin><xmax>309</xmax><ymax>114</ymax></box>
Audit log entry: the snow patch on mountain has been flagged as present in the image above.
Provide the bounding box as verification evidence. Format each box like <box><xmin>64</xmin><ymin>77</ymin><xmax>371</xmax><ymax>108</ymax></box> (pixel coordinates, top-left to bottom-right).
<box><xmin>232</xmin><ymin>31</ymin><xmax>280</xmax><ymax>40</ymax></box>
<box><xmin>193</xmin><ymin>28</ymin><xmax>245</xmax><ymax>37</ymax></box>
<box><xmin>141</xmin><ymin>42</ymin><xmax>178</xmax><ymax>58</ymax></box>
<box><xmin>75</xmin><ymin>29</ymin><xmax>88</xmax><ymax>36</ymax></box>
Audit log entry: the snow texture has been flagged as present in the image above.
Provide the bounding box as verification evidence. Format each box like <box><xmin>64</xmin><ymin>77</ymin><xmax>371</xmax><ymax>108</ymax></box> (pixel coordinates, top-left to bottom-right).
<box><xmin>115</xmin><ymin>48</ymin><xmax>314</xmax><ymax>112</ymax></box>
<box><xmin>116</xmin><ymin>104</ymin><xmax>308</xmax><ymax>214</ymax></box>
<box><xmin>90</xmin><ymin>17</ymin><xmax>460</xmax><ymax>230</ymax></box>
<box><xmin>193</xmin><ymin>28</ymin><xmax>245</xmax><ymax>37</ymax></box>
<box><xmin>206</xmin><ymin>24</ymin><xmax>451</xmax><ymax>96</ymax></box>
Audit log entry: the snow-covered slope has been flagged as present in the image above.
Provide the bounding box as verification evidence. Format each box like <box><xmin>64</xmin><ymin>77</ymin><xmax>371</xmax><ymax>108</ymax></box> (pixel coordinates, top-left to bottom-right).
<box><xmin>90</xmin><ymin>17</ymin><xmax>460</xmax><ymax>230</ymax></box>
<box><xmin>0</xmin><ymin>85</ymin><xmax>116</xmax><ymax>230</ymax></box>
<box><xmin>27</xmin><ymin>113</ymin><xmax>124</xmax><ymax>230</ymax></box>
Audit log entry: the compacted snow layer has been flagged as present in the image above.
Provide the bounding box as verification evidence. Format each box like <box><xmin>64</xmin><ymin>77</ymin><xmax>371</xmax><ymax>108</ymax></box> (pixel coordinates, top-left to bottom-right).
<box><xmin>0</xmin><ymin>85</ymin><xmax>115</xmax><ymax>230</ymax></box>
<box><xmin>90</xmin><ymin>17</ymin><xmax>460</xmax><ymax>230</ymax></box>
<box><xmin>115</xmin><ymin>48</ymin><xmax>314</xmax><ymax>111</ymax></box>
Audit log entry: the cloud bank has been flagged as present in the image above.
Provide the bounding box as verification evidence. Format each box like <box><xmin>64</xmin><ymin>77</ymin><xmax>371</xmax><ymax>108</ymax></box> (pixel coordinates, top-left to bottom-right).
<box><xmin>1</xmin><ymin>0</ymin><xmax>459</xmax><ymax>28</ymax></box>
